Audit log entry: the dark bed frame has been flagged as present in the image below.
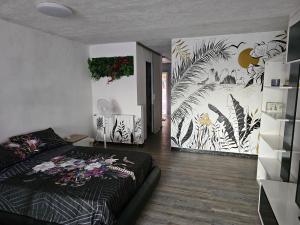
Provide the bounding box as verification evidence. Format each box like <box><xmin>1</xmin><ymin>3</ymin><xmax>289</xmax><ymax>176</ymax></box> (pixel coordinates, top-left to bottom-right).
<box><xmin>0</xmin><ymin>166</ymin><xmax>161</xmax><ymax>225</ymax></box>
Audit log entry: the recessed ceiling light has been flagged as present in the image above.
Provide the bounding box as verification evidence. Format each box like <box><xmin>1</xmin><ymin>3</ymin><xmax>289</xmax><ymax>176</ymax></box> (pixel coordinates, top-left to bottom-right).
<box><xmin>36</xmin><ymin>2</ymin><xmax>73</xmax><ymax>18</ymax></box>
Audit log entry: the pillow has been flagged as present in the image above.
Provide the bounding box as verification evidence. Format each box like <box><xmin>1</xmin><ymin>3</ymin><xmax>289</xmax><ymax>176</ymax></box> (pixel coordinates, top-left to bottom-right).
<box><xmin>0</xmin><ymin>144</ymin><xmax>23</xmax><ymax>170</ymax></box>
<box><xmin>10</xmin><ymin>128</ymin><xmax>68</xmax><ymax>151</ymax></box>
<box><xmin>1</xmin><ymin>139</ymin><xmax>43</xmax><ymax>160</ymax></box>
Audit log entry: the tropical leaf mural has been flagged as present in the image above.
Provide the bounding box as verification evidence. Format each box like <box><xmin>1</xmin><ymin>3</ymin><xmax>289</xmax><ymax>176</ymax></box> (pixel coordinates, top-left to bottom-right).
<box><xmin>174</xmin><ymin>95</ymin><xmax>261</xmax><ymax>153</ymax></box>
<box><xmin>171</xmin><ymin>31</ymin><xmax>286</xmax><ymax>154</ymax></box>
<box><xmin>244</xmin><ymin>31</ymin><xmax>287</xmax><ymax>90</ymax></box>
<box><xmin>172</xmin><ymin>39</ymin><xmax>191</xmax><ymax>63</ymax></box>
<box><xmin>171</xmin><ymin>40</ymin><xmax>231</xmax><ymax>105</ymax></box>
<box><xmin>171</xmin><ymin>117</ymin><xmax>194</xmax><ymax>147</ymax></box>
<box><xmin>208</xmin><ymin>103</ymin><xmax>238</xmax><ymax>148</ymax></box>
<box><xmin>171</xmin><ymin>83</ymin><xmax>215</xmax><ymax>123</ymax></box>
<box><xmin>171</xmin><ymin>40</ymin><xmax>233</xmax><ymax>126</ymax></box>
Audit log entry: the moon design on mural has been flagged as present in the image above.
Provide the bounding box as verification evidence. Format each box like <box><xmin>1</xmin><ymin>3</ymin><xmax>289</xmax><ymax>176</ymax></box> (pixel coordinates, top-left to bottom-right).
<box><xmin>238</xmin><ymin>48</ymin><xmax>259</xmax><ymax>69</ymax></box>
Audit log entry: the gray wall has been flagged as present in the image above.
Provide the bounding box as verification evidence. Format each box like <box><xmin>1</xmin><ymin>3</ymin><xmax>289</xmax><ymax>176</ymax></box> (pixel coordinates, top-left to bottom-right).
<box><xmin>0</xmin><ymin>19</ymin><xmax>93</xmax><ymax>142</ymax></box>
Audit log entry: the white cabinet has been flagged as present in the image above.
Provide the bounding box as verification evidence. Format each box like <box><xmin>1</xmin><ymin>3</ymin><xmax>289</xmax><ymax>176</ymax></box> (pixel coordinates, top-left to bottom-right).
<box><xmin>258</xmin><ymin>180</ymin><xmax>300</xmax><ymax>225</ymax></box>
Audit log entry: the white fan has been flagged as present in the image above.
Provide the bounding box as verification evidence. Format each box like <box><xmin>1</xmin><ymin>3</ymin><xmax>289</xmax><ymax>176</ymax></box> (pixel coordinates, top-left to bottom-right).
<box><xmin>97</xmin><ymin>98</ymin><xmax>121</xmax><ymax>116</ymax></box>
<box><xmin>94</xmin><ymin>99</ymin><xmax>121</xmax><ymax>148</ymax></box>
<box><xmin>97</xmin><ymin>99</ymin><xmax>113</xmax><ymax>117</ymax></box>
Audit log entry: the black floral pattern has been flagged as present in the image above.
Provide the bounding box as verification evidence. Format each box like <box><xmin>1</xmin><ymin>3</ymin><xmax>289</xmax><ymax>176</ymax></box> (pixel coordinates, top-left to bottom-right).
<box><xmin>26</xmin><ymin>154</ymin><xmax>135</xmax><ymax>187</ymax></box>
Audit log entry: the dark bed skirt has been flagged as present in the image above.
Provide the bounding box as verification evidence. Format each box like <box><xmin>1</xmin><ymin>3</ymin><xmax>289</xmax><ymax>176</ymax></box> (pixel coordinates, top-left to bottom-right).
<box><xmin>0</xmin><ymin>166</ymin><xmax>161</xmax><ymax>225</ymax></box>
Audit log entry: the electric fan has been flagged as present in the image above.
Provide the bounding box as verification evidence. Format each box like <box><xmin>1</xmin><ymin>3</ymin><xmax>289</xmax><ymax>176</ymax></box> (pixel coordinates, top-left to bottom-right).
<box><xmin>94</xmin><ymin>99</ymin><xmax>121</xmax><ymax>148</ymax></box>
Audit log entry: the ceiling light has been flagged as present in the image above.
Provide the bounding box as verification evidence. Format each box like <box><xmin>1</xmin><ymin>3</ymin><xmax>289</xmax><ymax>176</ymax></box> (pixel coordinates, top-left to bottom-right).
<box><xmin>36</xmin><ymin>2</ymin><xmax>73</xmax><ymax>17</ymax></box>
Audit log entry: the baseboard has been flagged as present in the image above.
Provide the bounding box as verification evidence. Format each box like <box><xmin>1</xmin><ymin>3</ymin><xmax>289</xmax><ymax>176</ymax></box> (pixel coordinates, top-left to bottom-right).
<box><xmin>171</xmin><ymin>147</ymin><xmax>258</xmax><ymax>159</ymax></box>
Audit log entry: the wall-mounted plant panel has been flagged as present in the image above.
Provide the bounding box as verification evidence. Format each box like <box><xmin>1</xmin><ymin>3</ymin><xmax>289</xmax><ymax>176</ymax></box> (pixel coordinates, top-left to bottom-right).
<box><xmin>88</xmin><ymin>56</ymin><xmax>134</xmax><ymax>83</ymax></box>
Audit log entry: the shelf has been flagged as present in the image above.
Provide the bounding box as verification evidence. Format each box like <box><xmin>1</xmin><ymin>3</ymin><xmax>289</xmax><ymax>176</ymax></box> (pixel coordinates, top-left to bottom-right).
<box><xmin>261</xmin><ymin>111</ymin><xmax>300</xmax><ymax>122</ymax></box>
<box><xmin>289</xmin><ymin>151</ymin><xmax>300</xmax><ymax>182</ymax></box>
<box><xmin>260</xmin><ymin>180</ymin><xmax>299</xmax><ymax>225</ymax></box>
<box><xmin>264</xmin><ymin>85</ymin><xmax>299</xmax><ymax>90</ymax></box>
<box><xmin>260</xmin><ymin>134</ymin><xmax>300</xmax><ymax>153</ymax></box>
<box><xmin>258</xmin><ymin>157</ymin><xmax>282</xmax><ymax>181</ymax></box>
<box><xmin>260</xmin><ymin>134</ymin><xmax>286</xmax><ymax>152</ymax></box>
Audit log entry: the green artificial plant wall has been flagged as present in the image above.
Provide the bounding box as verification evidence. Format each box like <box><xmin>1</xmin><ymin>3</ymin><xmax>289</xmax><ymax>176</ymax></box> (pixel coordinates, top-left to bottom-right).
<box><xmin>88</xmin><ymin>56</ymin><xmax>134</xmax><ymax>83</ymax></box>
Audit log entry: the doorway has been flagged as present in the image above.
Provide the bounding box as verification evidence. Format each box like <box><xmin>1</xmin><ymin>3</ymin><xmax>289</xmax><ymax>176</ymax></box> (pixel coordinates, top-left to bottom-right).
<box><xmin>146</xmin><ymin>61</ymin><xmax>152</xmax><ymax>136</ymax></box>
<box><xmin>162</xmin><ymin>62</ymin><xmax>171</xmax><ymax>120</ymax></box>
<box><xmin>162</xmin><ymin>72</ymin><xmax>168</xmax><ymax>120</ymax></box>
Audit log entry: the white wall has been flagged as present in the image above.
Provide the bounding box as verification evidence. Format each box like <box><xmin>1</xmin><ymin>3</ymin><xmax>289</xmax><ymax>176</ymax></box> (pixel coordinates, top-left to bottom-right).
<box><xmin>89</xmin><ymin>42</ymin><xmax>142</xmax><ymax>141</ymax></box>
<box><xmin>136</xmin><ymin>44</ymin><xmax>162</xmax><ymax>138</ymax></box>
<box><xmin>0</xmin><ymin>19</ymin><xmax>92</xmax><ymax>142</ymax></box>
<box><xmin>171</xmin><ymin>31</ymin><xmax>286</xmax><ymax>154</ymax></box>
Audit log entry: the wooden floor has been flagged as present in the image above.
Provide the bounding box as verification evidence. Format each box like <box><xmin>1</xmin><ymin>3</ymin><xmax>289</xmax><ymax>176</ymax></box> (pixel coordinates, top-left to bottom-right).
<box><xmin>105</xmin><ymin>120</ymin><xmax>260</xmax><ymax>225</ymax></box>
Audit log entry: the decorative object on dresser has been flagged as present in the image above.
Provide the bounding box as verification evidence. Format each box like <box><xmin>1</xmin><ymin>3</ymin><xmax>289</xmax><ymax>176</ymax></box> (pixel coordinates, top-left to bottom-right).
<box><xmin>271</xmin><ymin>79</ymin><xmax>281</xmax><ymax>87</ymax></box>
<box><xmin>265</xmin><ymin>102</ymin><xmax>284</xmax><ymax>114</ymax></box>
<box><xmin>283</xmin><ymin>79</ymin><xmax>290</xmax><ymax>87</ymax></box>
<box><xmin>64</xmin><ymin>134</ymin><xmax>94</xmax><ymax>147</ymax></box>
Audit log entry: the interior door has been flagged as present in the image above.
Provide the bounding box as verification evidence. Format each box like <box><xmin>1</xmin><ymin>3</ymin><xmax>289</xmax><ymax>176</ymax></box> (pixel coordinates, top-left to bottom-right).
<box><xmin>146</xmin><ymin>62</ymin><xmax>152</xmax><ymax>136</ymax></box>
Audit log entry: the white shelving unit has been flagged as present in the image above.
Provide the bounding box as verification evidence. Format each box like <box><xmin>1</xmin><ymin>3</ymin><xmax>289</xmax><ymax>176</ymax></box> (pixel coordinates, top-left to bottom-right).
<box><xmin>257</xmin><ymin>8</ymin><xmax>300</xmax><ymax>225</ymax></box>
<box><xmin>257</xmin><ymin>53</ymin><xmax>290</xmax><ymax>182</ymax></box>
<box><xmin>260</xmin><ymin>134</ymin><xmax>286</xmax><ymax>152</ymax></box>
<box><xmin>258</xmin><ymin>157</ymin><xmax>282</xmax><ymax>181</ymax></box>
<box><xmin>264</xmin><ymin>85</ymin><xmax>299</xmax><ymax>90</ymax></box>
<box><xmin>261</xmin><ymin>111</ymin><xmax>300</xmax><ymax>122</ymax></box>
<box><xmin>257</xmin><ymin>52</ymin><xmax>300</xmax><ymax>183</ymax></box>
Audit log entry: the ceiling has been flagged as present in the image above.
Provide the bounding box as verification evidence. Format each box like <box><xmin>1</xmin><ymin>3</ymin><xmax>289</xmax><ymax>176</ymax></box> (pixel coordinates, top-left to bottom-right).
<box><xmin>0</xmin><ymin>0</ymin><xmax>299</xmax><ymax>58</ymax></box>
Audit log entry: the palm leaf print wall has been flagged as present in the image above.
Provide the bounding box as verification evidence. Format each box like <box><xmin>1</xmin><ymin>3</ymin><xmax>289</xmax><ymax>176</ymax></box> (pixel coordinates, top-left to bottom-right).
<box><xmin>171</xmin><ymin>31</ymin><xmax>286</xmax><ymax>154</ymax></box>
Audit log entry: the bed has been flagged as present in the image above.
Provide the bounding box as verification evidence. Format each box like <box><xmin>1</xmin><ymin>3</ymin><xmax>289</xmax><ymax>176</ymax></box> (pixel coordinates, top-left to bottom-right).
<box><xmin>0</xmin><ymin>128</ymin><xmax>160</xmax><ymax>225</ymax></box>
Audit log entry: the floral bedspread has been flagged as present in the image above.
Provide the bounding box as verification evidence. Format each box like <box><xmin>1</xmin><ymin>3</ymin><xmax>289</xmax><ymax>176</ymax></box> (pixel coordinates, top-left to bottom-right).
<box><xmin>0</xmin><ymin>146</ymin><xmax>153</xmax><ymax>225</ymax></box>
